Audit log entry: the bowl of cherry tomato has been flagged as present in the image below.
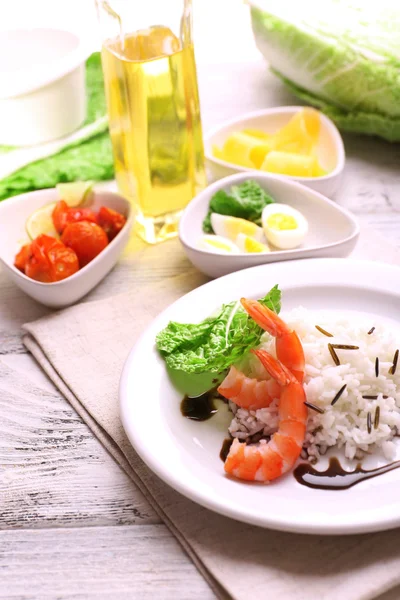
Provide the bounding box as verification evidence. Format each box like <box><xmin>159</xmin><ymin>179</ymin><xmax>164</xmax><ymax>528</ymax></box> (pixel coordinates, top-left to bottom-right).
<box><xmin>0</xmin><ymin>185</ymin><xmax>133</xmax><ymax>308</ymax></box>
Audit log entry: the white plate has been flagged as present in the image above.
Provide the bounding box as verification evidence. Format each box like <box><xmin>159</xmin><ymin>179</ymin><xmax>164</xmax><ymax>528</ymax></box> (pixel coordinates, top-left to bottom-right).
<box><xmin>120</xmin><ymin>258</ymin><xmax>400</xmax><ymax>535</ymax></box>
<box><xmin>179</xmin><ymin>172</ymin><xmax>359</xmax><ymax>279</ymax></box>
<box><xmin>204</xmin><ymin>106</ymin><xmax>345</xmax><ymax>197</ymax></box>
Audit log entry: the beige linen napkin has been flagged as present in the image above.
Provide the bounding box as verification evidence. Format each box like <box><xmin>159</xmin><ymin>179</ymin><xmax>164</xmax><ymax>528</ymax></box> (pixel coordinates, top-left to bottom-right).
<box><xmin>23</xmin><ymin>227</ymin><xmax>400</xmax><ymax>600</ymax></box>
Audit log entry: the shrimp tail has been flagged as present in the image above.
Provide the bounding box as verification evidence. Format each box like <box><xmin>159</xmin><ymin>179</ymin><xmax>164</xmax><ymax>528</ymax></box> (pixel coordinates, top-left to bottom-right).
<box><xmin>240</xmin><ymin>298</ymin><xmax>289</xmax><ymax>337</ymax></box>
<box><xmin>242</xmin><ymin>298</ymin><xmax>305</xmax><ymax>383</ymax></box>
<box><xmin>251</xmin><ymin>349</ymin><xmax>294</xmax><ymax>386</ymax></box>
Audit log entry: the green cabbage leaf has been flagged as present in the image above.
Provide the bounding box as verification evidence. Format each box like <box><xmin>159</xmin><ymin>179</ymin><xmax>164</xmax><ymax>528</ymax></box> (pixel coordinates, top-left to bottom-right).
<box><xmin>0</xmin><ymin>53</ymin><xmax>113</xmax><ymax>201</ymax></box>
<box><xmin>250</xmin><ymin>0</ymin><xmax>400</xmax><ymax>141</ymax></box>
<box><xmin>156</xmin><ymin>285</ymin><xmax>281</xmax><ymax>374</ymax></box>
<box><xmin>202</xmin><ymin>179</ymin><xmax>274</xmax><ymax>233</ymax></box>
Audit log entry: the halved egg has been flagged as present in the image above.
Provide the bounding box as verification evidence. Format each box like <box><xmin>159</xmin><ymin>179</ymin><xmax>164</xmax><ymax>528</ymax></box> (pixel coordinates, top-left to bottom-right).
<box><xmin>211</xmin><ymin>213</ymin><xmax>264</xmax><ymax>242</ymax></box>
<box><xmin>236</xmin><ymin>233</ymin><xmax>270</xmax><ymax>253</ymax></box>
<box><xmin>198</xmin><ymin>234</ymin><xmax>240</xmax><ymax>254</ymax></box>
<box><xmin>261</xmin><ymin>204</ymin><xmax>308</xmax><ymax>250</ymax></box>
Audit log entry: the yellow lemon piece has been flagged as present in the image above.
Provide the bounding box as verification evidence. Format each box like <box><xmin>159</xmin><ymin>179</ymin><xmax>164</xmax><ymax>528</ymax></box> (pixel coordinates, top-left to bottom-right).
<box><xmin>249</xmin><ymin>141</ymin><xmax>274</xmax><ymax>169</ymax></box>
<box><xmin>274</xmin><ymin>136</ymin><xmax>313</xmax><ymax>155</ymax></box>
<box><xmin>56</xmin><ymin>181</ymin><xmax>94</xmax><ymax>207</ymax></box>
<box><xmin>276</xmin><ymin>108</ymin><xmax>320</xmax><ymax>143</ymax></box>
<box><xmin>312</xmin><ymin>161</ymin><xmax>327</xmax><ymax>177</ymax></box>
<box><xmin>242</xmin><ymin>128</ymin><xmax>271</xmax><ymax>140</ymax></box>
<box><xmin>302</xmin><ymin>107</ymin><xmax>321</xmax><ymax>139</ymax></box>
<box><xmin>25</xmin><ymin>202</ymin><xmax>58</xmax><ymax>240</ymax></box>
<box><xmin>212</xmin><ymin>144</ymin><xmax>225</xmax><ymax>160</ymax></box>
<box><xmin>221</xmin><ymin>132</ymin><xmax>265</xmax><ymax>168</ymax></box>
<box><xmin>213</xmin><ymin>109</ymin><xmax>326</xmax><ymax>172</ymax></box>
<box><xmin>308</xmin><ymin>145</ymin><xmax>328</xmax><ymax>176</ymax></box>
<box><xmin>210</xmin><ymin>213</ymin><xmax>264</xmax><ymax>242</ymax></box>
<box><xmin>236</xmin><ymin>233</ymin><xmax>270</xmax><ymax>253</ymax></box>
<box><xmin>261</xmin><ymin>151</ymin><xmax>319</xmax><ymax>177</ymax></box>
<box><xmin>26</xmin><ymin>181</ymin><xmax>95</xmax><ymax>240</ymax></box>
<box><xmin>271</xmin><ymin>108</ymin><xmax>321</xmax><ymax>155</ymax></box>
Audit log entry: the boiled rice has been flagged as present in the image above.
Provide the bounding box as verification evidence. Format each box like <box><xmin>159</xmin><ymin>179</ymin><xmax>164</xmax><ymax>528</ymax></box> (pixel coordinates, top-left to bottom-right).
<box><xmin>228</xmin><ymin>308</ymin><xmax>400</xmax><ymax>461</ymax></box>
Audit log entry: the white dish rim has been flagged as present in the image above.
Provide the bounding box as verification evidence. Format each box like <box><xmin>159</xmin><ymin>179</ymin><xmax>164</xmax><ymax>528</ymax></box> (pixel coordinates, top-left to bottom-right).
<box><xmin>119</xmin><ymin>258</ymin><xmax>400</xmax><ymax>535</ymax></box>
<box><xmin>0</xmin><ymin>187</ymin><xmax>133</xmax><ymax>288</ymax></box>
<box><xmin>179</xmin><ymin>171</ymin><xmax>359</xmax><ymax>259</ymax></box>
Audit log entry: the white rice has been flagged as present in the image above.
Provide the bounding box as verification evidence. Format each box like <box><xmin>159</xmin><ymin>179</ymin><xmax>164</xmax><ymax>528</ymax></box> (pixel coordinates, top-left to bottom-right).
<box><xmin>228</xmin><ymin>308</ymin><xmax>400</xmax><ymax>461</ymax></box>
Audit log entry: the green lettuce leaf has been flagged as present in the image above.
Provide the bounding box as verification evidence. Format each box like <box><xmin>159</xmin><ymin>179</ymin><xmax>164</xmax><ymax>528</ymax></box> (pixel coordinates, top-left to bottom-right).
<box><xmin>202</xmin><ymin>180</ymin><xmax>274</xmax><ymax>233</ymax></box>
<box><xmin>250</xmin><ymin>1</ymin><xmax>400</xmax><ymax>141</ymax></box>
<box><xmin>273</xmin><ymin>72</ymin><xmax>400</xmax><ymax>142</ymax></box>
<box><xmin>0</xmin><ymin>53</ymin><xmax>114</xmax><ymax>201</ymax></box>
<box><xmin>156</xmin><ymin>285</ymin><xmax>281</xmax><ymax>374</ymax></box>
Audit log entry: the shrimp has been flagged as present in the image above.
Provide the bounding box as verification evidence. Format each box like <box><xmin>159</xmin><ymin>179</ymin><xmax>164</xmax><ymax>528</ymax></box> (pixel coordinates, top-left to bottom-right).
<box><xmin>224</xmin><ymin>349</ymin><xmax>307</xmax><ymax>482</ymax></box>
<box><xmin>240</xmin><ymin>298</ymin><xmax>305</xmax><ymax>383</ymax></box>
<box><xmin>217</xmin><ymin>365</ymin><xmax>281</xmax><ymax>410</ymax></box>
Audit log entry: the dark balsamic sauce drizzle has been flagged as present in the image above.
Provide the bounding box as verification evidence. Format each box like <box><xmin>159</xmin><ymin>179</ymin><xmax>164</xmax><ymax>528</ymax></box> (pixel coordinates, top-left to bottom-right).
<box><xmin>294</xmin><ymin>456</ymin><xmax>400</xmax><ymax>490</ymax></box>
<box><xmin>220</xmin><ymin>438</ymin><xmax>234</xmax><ymax>462</ymax></box>
<box><xmin>180</xmin><ymin>391</ymin><xmax>400</xmax><ymax>488</ymax></box>
<box><xmin>180</xmin><ymin>389</ymin><xmax>220</xmax><ymax>421</ymax></box>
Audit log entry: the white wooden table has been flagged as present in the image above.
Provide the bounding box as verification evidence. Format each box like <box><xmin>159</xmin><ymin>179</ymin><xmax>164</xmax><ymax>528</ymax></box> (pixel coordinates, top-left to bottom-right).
<box><xmin>1</xmin><ymin>61</ymin><xmax>400</xmax><ymax>599</ymax></box>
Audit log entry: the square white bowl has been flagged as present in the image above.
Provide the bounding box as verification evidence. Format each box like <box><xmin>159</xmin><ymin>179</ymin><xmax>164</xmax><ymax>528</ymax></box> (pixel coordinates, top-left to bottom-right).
<box><xmin>179</xmin><ymin>172</ymin><xmax>359</xmax><ymax>279</ymax></box>
<box><xmin>0</xmin><ymin>188</ymin><xmax>133</xmax><ymax>308</ymax></box>
<box><xmin>205</xmin><ymin>106</ymin><xmax>345</xmax><ymax>197</ymax></box>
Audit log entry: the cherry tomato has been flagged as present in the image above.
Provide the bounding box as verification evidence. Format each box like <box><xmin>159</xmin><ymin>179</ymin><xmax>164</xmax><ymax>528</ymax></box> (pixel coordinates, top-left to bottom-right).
<box><xmin>61</xmin><ymin>221</ymin><xmax>108</xmax><ymax>267</ymax></box>
<box><xmin>25</xmin><ymin>235</ymin><xmax>54</xmax><ymax>282</ymax></box>
<box><xmin>47</xmin><ymin>244</ymin><xmax>80</xmax><ymax>281</ymax></box>
<box><xmin>24</xmin><ymin>234</ymin><xmax>79</xmax><ymax>283</ymax></box>
<box><xmin>52</xmin><ymin>200</ymin><xmax>68</xmax><ymax>234</ymax></box>
<box><xmin>14</xmin><ymin>243</ymin><xmax>32</xmax><ymax>273</ymax></box>
<box><xmin>66</xmin><ymin>207</ymin><xmax>98</xmax><ymax>227</ymax></box>
<box><xmin>52</xmin><ymin>201</ymin><xmax>98</xmax><ymax>234</ymax></box>
<box><xmin>97</xmin><ymin>206</ymin><xmax>127</xmax><ymax>241</ymax></box>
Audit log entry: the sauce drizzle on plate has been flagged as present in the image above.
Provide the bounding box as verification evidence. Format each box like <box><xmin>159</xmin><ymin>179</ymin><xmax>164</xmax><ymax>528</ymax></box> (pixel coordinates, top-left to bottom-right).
<box><xmin>180</xmin><ymin>389</ymin><xmax>219</xmax><ymax>421</ymax></box>
<box><xmin>294</xmin><ymin>456</ymin><xmax>400</xmax><ymax>490</ymax></box>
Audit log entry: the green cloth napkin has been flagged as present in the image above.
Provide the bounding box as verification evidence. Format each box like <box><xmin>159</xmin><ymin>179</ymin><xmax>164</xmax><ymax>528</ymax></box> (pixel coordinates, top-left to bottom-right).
<box><xmin>0</xmin><ymin>53</ymin><xmax>114</xmax><ymax>202</ymax></box>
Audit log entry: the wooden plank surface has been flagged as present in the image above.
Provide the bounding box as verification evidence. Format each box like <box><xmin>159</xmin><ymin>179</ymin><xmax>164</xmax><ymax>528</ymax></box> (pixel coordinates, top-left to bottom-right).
<box><xmin>0</xmin><ymin>360</ymin><xmax>157</xmax><ymax>530</ymax></box>
<box><xmin>1</xmin><ymin>58</ymin><xmax>400</xmax><ymax>600</ymax></box>
<box><xmin>0</xmin><ymin>526</ymin><xmax>215</xmax><ymax>599</ymax></box>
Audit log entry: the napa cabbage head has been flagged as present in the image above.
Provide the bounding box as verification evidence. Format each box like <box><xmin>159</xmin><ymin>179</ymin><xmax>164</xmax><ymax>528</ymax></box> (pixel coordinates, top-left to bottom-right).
<box><xmin>250</xmin><ymin>0</ymin><xmax>400</xmax><ymax>141</ymax></box>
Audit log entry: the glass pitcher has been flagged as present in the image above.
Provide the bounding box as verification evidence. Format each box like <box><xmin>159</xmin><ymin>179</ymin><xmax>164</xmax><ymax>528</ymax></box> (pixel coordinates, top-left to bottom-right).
<box><xmin>96</xmin><ymin>0</ymin><xmax>207</xmax><ymax>244</ymax></box>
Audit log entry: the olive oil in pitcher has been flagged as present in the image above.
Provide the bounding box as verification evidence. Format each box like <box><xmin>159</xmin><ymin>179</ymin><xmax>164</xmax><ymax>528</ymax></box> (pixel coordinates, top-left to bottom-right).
<box><xmin>100</xmin><ymin>18</ymin><xmax>206</xmax><ymax>243</ymax></box>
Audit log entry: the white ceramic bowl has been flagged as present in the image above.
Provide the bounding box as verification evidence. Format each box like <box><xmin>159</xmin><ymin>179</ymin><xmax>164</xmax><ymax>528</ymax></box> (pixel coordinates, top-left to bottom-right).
<box><xmin>0</xmin><ymin>29</ymin><xmax>90</xmax><ymax>146</ymax></box>
<box><xmin>205</xmin><ymin>106</ymin><xmax>345</xmax><ymax>197</ymax></box>
<box><xmin>179</xmin><ymin>172</ymin><xmax>359</xmax><ymax>279</ymax></box>
<box><xmin>0</xmin><ymin>188</ymin><xmax>133</xmax><ymax>308</ymax></box>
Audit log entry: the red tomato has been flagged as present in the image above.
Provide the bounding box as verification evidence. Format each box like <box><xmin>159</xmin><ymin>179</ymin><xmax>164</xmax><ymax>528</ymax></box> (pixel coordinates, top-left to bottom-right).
<box><xmin>61</xmin><ymin>221</ymin><xmax>108</xmax><ymax>267</ymax></box>
<box><xmin>24</xmin><ymin>234</ymin><xmax>79</xmax><ymax>283</ymax></box>
<box><xmin>48</xmin><ymin>244</ymin><xmax>80</xmax><ymax>281</ymax></box>
<box><xmin>25</xmin><ymin>235</ymin><xmax>54</xmax><ymax>282</ymax></box>
<box><xmin>97</xmin><ymin>206</ymin><xmax>127</xmax><ymax>241</ymax></box>
<box><xmin>52</xmin><ymin>200</ymin><xmax>69</xmax><ymax>234</ymax></box>
<box><xmin>14</xmin><ymin>243</ymin><xmax>32</xmax><ymax>272</ymax></box>
<box><xmin>65</xmin><ymin>207</ymin><xmax>98</xmax><ymax>227</ymax></box>
<box><xmin>52</xmin><ymin>201</ymin><xmax>98</xmax><ymax>234</ymax></box>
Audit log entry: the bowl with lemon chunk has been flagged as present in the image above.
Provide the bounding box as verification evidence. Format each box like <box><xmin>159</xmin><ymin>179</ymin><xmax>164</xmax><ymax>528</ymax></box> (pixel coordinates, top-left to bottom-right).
<box><xmin>0</xmin><ymin>182</ymin><xmax>133</xmax><ymax>308</ymax></box>
<box><xmin>179</xmin><ymin>172</ymin><xmax>359</xmax><ymax>278</ymax></box>
<box><xmin>204</xmin><ymin>106</ymin><xmax>345</xmax><ymax>197</ymax></box>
